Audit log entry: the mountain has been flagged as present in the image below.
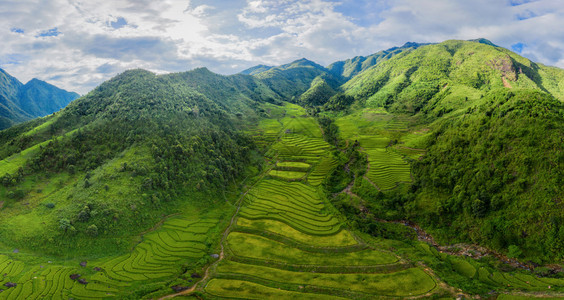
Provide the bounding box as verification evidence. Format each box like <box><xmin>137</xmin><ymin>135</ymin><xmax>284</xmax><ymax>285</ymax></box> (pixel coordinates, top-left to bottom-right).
<box><xmin>0</xmin><ymin>67</ymin><xmax>279</xmax><ymax>257</ymax></box>
<box><xmin>0</xmin><ymin>68</ymin><xmax>29</xmax><ymax>128</ymax></box>
<box><xmin>1</xmin><ymin>38</ymin><xmax>564</xmax><ymax>299</ymax></box>
<box><xmin>0</xmin><ymin>68</ymin><xmax>79</xmax><ymax>130</ymax></box>
<box><xmin>239</xmin><ymin>64</ymin><xmax>274</xmax><ymax>75</ymax></box>
<box><xmin>327</xmin><ymin>42</ymin><xmax>428</xmax><ymax>79</ymax></box>
<box><xmin>251</xmin><ymin>58</ymin><xmax>343</xmax><ymax>100</ymax></box>
<box><xmin>336</xmin><ymin>39</ymin><xmax>564</xmax><ymax>261</ymax></box>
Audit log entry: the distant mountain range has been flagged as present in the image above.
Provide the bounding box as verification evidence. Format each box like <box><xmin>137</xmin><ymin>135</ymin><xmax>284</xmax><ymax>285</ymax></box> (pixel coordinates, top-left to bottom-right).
<box><xmin>0</xmin><ymin>68</ymin><xmax>79</xmax><ymax>130</ymax></box>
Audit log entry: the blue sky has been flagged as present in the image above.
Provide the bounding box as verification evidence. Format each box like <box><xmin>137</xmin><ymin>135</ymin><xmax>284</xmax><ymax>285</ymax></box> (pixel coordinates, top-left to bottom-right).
<box><xmin>1</xmin><ymin>0</ymin><xmax>563</xmax><ymax>94</ymax></box>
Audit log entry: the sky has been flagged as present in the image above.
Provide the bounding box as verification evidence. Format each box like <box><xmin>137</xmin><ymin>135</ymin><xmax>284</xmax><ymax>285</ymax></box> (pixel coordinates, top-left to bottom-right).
<box><xmin>1</xmin><ymin>0</ymin><xmax>563</xmax><ymax>94</ymax></box>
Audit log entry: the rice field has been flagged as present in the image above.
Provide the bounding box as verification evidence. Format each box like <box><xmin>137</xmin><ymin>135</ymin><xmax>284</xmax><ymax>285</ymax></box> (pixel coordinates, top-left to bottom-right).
<box><xmin>268</xmin><ymin>135</ymin><xmax>330</xmax><ymax>164</ymax></box>
<box><xmin>268</xmin><ymin>169</ymin><xmax>306</xmax><ymax>181</ymax></box>
<box><xmin>215</xmin><ymin>261</ymin><xmax>436</xmax><ymax>297</ymax></box>
<box><xmin>206</xmin><ymin>278</ymin><xmax>346</xmax><ymax>300</ymax></box>
<box><xmin>0</xmin><ymin>215</ymin><xmax>221</xmax><ymax>299</ymax></box>
<box><xmin>365</xmin><ymin>148</ymin><xmax>412</xmax><ymax>190</ymax></box>
<box><xmin>307</xmin><ymin>155</ymin><xmax>338</xmax><ymax>186</ymax></box>
<box><xmin>275</xmin><ymin>161</ymin><xmax>311</xmax><ymax>170</ymax></box>
<box><xmin>238</xmin><ymin>179</ymin><xmax>341</xmax><ymax>236</ymax></box>
<box><xmin>236</xmin><ymin>217</ymin><xmax>358</xmax><ymax>247</ymax></box>
<box><xmin>227</xmin><ymin>232</ymin><xmax>397</xmax><ymax>266</ymax></box>
<box><xmin>206</xmin><ymin>112</ymin><xmax>442</xmax><ymax>299</ymax></box>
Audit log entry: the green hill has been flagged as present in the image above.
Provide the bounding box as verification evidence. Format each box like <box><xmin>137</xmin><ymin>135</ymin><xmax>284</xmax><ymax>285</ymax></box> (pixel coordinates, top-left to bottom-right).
<box><xmin>253</xmin><ymin>58</ymin><xmax>343</xmax><ymax>101</ymax></box>
<box><xmin>1</xmin><ymin>38</ymin><xmax>564</xmax><ymax>298</ymax></box>
<box><xmin>0</xmin><ymin>68</ymin><xmax>280</xmax><ymax>257</ymax></box>
<box><xmin>327</xmin><ymin>42</ymin><xmax>427</xmax><ymax>79</ymax></box>
<box><xmin>240</xmin><ymin>64</ymin><xmax>274</xmax><ymax>75</ymax></box>
<box><xmin>335</xmin><ymin>39</ymin><xmax>564</xmax><ymax>261</ymax></box>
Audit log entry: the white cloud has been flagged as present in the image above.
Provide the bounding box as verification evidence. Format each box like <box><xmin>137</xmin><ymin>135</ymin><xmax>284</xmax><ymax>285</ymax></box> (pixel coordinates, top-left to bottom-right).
<box><xmin>0</xmin><ymin>0</ymin><xmax>563</xmax><ymax>94</ymax></box>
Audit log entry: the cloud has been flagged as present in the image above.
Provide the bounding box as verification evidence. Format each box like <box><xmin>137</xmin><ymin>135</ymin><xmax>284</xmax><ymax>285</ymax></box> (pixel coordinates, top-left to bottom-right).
<box><xmin>0</xmin><ymin>0</ymin><xmax>562</xmax><ymax>94</ymax></box>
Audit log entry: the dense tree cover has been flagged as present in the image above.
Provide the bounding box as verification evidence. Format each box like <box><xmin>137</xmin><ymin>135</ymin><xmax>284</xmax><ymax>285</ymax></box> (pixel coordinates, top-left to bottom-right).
<box><xmin>0</xmin><ymin>68</ymin><xmax>273</xmax><ymax>255</ymax></box>
<box><xmin>254</xmin><ymin>58</ymin><xmax>343</xmax><ymax>101</ymax></box>
<box><xmin>298</xmin><ymin>76</ymin><xmax>337</xmax><ymax>107</ymax></box>
<box><xmin>329</xmin><ymin>39</ymin><xmax>564</xmax><ymax>262</ymax></box>
<box><xmin>409</xmin><ymin>89</ymin><xmax>564</xmax><ymax>261</ymax></box>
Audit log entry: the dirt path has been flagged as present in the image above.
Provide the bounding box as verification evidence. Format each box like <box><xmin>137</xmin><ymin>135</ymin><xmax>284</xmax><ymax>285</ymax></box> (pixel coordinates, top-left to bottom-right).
<box><xmin>159</xmin><ymin>169</ymin><xmax>270</xmax><ymax>299</ymax></box>
<box><xmin>502</xmin><ymin>76</ymin><xmax>512</xmax><ymax>88</ymax></box>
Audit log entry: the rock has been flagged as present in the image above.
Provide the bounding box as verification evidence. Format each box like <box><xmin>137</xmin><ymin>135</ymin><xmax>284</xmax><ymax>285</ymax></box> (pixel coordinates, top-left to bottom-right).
<box><xmin>4</xmin><ymin>282</ymin><xmax>16</xmax><ymax>288</ymax></box>
<box><xmin>69</xmin><ymin>274</ymin><xmax>81</xmax><ymax>280</ymax></box>
<box><xmin>171</xmin><ymin>285</ymin><xmax>188</xmax><ymax>292</ymax></box>
<box><xmin>191</xmin><ymin>273</ymin><xmax>201</xmax><ymax>278</ymax></box>
<box><xmin>93</xmin><ymin>267</ymin><xmax>101</xmax><ymax>272</ymax></box>
<box><xmin>79</xmin><ymin>261</ymin><xmax>87</xmax><ymax>267</ymax></box>
<box><xmin>12</xmin><ymin>249</ymin><xmax>18</xmax><ymax>253</ymax></box>
<box><xmin>77</xmin><ymin>278</ymin><xmax>88</xmax><ymax>285</ymax></box>
<box><xmin>210</xmin><ymin>254</ymin><xmax>219</xmax><ymax>259</ymax></box>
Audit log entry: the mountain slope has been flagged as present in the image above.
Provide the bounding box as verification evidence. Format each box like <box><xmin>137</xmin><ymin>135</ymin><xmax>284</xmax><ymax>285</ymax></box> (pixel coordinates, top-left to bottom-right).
<box><xmin>17</xmin><ymin>78</ymin><xmax>80</xmax><ymax>118</ymax></box>
<box><xmin>0</xmin><ymin>68</ymin><xmax>280</xmax><ymax>258</ymax></box>
<box><xmin>240</xmin><ymin>64</ymin><xmax>274</xmax><ymax>75</ymax></box>
<box><xmin>0</xmin><ymin>68</ymin><xmax>79</xmax><ymax>129</ymax></box>
<box><xmin>334</xmin><ymin>39</ymin><xmax>564</xmax><ymax>261</ymax></box>
<box><xmin>327</xmin><ymin>42</ymin><xmax>428</xmax><ymax>79</ymax></box>
<box><xmin>253</xmin><ymin>58</ymin><xmax>343</xmax><ymax>101</ymax></box>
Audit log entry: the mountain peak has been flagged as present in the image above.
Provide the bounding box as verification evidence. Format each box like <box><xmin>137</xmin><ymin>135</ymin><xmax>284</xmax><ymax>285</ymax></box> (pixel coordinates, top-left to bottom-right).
<box><xmin>468</xmin><ymin>38</ymin><xmax>498</xmax><ymax>47</ymax></box>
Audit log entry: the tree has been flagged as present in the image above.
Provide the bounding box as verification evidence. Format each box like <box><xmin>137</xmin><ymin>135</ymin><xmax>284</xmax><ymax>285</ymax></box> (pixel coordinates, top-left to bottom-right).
<box><xmin>86</xmin><ymin>224</ymin><xmax>98</xmax><ymax>237</ymax></box>
<box><xmin>59</xmin><ymin>218</ymin><xmax>71</xmax><ymax>232</ymax></box>
<box><xmin>507</xmin><ymin>245</ymin><xmax>522</xmax><ymax>259</ymax></box>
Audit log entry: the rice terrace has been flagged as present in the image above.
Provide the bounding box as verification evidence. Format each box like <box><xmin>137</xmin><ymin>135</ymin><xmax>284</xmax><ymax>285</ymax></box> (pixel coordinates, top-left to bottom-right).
<box><xmin>1</xmin><ymin>1</ymin><xmax>564</xmax><ymax>298</ymax></box>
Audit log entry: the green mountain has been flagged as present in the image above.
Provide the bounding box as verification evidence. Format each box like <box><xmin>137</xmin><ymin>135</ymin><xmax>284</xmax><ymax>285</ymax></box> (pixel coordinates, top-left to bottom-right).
<box><xmin>252</xmin><ymin>58</ymin><xmax>343</xmax><ymax>100</ymax></box>
<box><xmin>239</xmin><ymin>64</ymin><xmax>274</xmax><ymax>75</ymax></box>
<box><xmin>0</xmin><ymin>68</ymin><xmax>79</xmax><ymax>130</ymax></box>
<box><xmin>336</xmin><ymin>39</ymin><xmax>564</xmax><ymax>261</ymax></box>
<box><xmin>327</xmin><ymin>42</ymin><xmax>428</xmax><ymax>79</ymax></box>
<box><xmin>1</xmin><ymin>38</ymin><xmax>564</xmax><ymax>299</ymax></box>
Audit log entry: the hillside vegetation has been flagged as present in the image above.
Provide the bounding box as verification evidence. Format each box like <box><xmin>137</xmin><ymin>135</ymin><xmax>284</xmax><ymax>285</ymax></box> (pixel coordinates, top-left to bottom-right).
<box><xmin>1</xmin><ymin>38</ymin><xmax>564</xmax><ymax>298</ymax></box>
<box><xmin>336</xmin><ymin>39</ymin><xmax>564</xmax><ymax>262</ymax></box>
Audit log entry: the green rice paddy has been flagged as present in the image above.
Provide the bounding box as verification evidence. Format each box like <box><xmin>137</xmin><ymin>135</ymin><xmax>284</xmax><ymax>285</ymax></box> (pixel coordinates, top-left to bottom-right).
<box><xmin>202</xmin><ymin>105</ymin><xmax>442</xmax><ymax>299</ymax></box>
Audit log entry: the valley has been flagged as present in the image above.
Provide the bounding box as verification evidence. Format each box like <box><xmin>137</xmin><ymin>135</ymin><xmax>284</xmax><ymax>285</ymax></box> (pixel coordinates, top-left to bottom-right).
<box><xmin>0</xmin><ymin>39</ymin><xmax>563</xmax><ymax>299</ymax></box>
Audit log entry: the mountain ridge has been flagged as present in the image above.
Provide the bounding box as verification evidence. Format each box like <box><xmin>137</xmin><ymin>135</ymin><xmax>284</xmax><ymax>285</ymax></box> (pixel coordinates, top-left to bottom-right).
<box><xmin>0</xmin><ymin>67</ymin><xmax>79</xmax><ymax>130</ymax></box>
<box><xmin>0</xmin><ymin>37</ymin><xmax>564</xmax><ymax>298</ymax></box>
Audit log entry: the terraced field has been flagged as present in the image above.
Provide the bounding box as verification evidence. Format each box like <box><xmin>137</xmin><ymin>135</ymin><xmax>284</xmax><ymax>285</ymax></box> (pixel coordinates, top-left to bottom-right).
<box><xmin>307</xmin><ymin>155</ymin><xmax>338</xmax><ymax>186</ymax></box>
<box><xmin>269</xmin><ymin>135</ymin><xmax>329</xmax><ymax>163</ymax></box>
<box><xmin>335</xmin><ymin>108</ymin><xmax>415</xmax><ymax>190</ymax></box>
<box><xmin>0</xmin><ymin>213</ymin><xmax>223</xmax><ymax>299</ymax></box>
<box><xmin>267</xmin><ymin>169</ymin><xmax>306</xmax><ymax>181</ymax></box>
<box><xmin>199</xmin><ymin>108</ymin><xmax>443</xmax><ymax>299</ymax></box>
<box><xmin>239</xmin><ymin>180</ymin><xmax>341</xmax><ymax>236</ymax></box>
<box><xmin>365</xmin><ymin>148</ymin><xmax>412</xmax><ymax>190</ymax></box>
